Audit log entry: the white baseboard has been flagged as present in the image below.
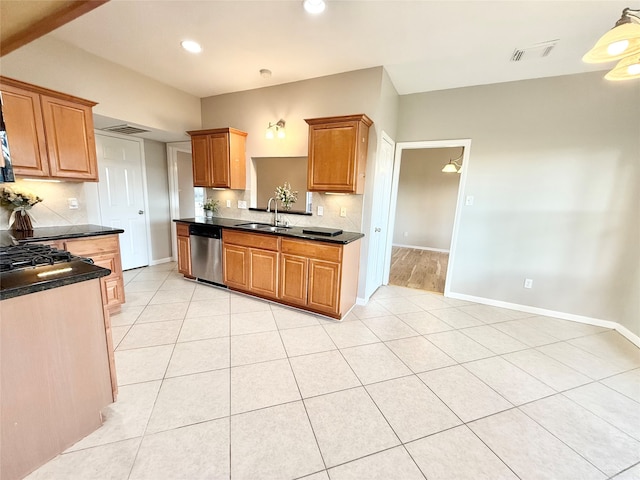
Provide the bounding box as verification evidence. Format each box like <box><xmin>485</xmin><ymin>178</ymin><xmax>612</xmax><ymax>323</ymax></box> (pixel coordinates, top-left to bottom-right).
<box><xmin>356</xmin><ymin>296</ymin><xmax>367</xmax><ymax>306</ymax></box>
<box><xmin>149</xmin><ymin>257</ymin><xmax>174</xmax><ymax>266</ymax></box>
<box><xmin>393</xmin><ymin>243</ymin><xmax>450</xmax><ymax>253</ymax></box>
<box><xmin>446</xmin><ymin>291</ymin><xmax>640</xmax><ymax>348</ymax></box>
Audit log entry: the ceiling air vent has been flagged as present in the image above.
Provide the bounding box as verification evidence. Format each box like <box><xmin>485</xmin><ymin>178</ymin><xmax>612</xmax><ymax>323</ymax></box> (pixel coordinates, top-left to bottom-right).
<box><xmin>102</xmin><ymin>124</ymin><xmax>150</xmax><ymax>135</ymax></box>
<box><xmin>510</xmin><ymin>40</ymin><xmax>558</xmax><ymax>62</ymax></box>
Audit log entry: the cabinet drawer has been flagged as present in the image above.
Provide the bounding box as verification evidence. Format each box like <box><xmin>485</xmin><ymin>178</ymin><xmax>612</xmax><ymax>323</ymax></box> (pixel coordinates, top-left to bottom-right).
<box><xmin>176</xmin><ymin>223</ymin><xmax>190</xmax><ymax>237</ymax></box>
<box><xmin>223</xmin><ymin>230</ymin><xmax>279</xmax><ymax>251</ymax></box>
<box><xmin>281</xmin><ymin>238</ymin><xmax>342</xmax><ymax>262</ymax></box>
<box><xmin>91</xmin><ymin>253</ymin><xmax>122</xmax><ymax>278</ymax></box>
<box><xmin>65</xmin><ymin>235</ymin><xmax>119</xmax><ymax>256</ymax></box>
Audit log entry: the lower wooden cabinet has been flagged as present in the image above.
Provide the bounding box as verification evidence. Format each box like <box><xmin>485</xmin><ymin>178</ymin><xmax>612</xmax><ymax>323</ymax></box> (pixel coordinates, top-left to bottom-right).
<box><xmin>176</xmin><ymin>223</ymin><xmax>192</xmax><ymax>276</ymax></box>
<box><xmin>64</xmin><ymin>234</ymin><xmax>125</xmax><ymax>314</ymax></box>
<box><xmin>222</xmin><ymin>229</ymin><xmax>361</xmax><ymax>319</ymax></box>
<box><xmin>222</xmin><ymin>230</ymin><xmax>279</xmax><ymax>300</ymax></box>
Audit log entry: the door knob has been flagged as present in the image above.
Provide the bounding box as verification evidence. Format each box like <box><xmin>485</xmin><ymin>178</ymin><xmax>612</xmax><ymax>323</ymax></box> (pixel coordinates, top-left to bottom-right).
<box><xmin>138</xmin><ymin>210</ymin><xmax>144</xmax><ymax>215</ymax></box>
<box><xmin>374</xmin><ymin>227</ymin><xmax>381</xmax><ymax>232</ymax></box>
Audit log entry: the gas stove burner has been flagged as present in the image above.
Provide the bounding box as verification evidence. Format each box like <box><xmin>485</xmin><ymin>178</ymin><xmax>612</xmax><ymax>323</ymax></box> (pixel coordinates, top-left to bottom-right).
<box><xmin>0</xmin><ymin>243</ymin><xmax>90</xmax><ymax>272</ymax></box>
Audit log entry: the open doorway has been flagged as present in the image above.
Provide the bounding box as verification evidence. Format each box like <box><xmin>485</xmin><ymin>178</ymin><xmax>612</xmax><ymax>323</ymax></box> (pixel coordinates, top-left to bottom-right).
<box><xmin>384</xmin><ymin>139</ymin><xmax>470</xmax><ymax>296</ymax></box>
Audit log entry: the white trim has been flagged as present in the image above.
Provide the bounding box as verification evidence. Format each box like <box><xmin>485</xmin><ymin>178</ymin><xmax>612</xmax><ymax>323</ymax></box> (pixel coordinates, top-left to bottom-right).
<box><xmin>392</xmin><ymin>243</ymin><xmax>450</xmax><ymax>253</ymax></box>
<box><xmin>386</xmin><ymin>139</ymin><xmax>471</xmax><ymax>297</ymax></box>
<box><xmin>94</xmin><ymin>130</ymin><xmax>152</xmax><ymax>267</ymax></box>
<box><xmin>166</xmin><ymin>141</ymin><xmax>192</xmax><ymax>262</ymax></box>
<box><xmin>447</xmin><ymin>291</ymin><xmax>640</xmax><ymax>348</ymax></box>
<box><xmin>149</xmin><ymin>256</ymin><xmax>174</xmax><ymax>266</ymax></box>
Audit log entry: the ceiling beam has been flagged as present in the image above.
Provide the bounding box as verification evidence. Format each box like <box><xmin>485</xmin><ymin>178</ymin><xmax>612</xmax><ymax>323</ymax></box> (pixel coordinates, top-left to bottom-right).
<box><xmin>1</xmin><ymin>0</ymin><xmax>109</xmax><ymax>57</ymax></box>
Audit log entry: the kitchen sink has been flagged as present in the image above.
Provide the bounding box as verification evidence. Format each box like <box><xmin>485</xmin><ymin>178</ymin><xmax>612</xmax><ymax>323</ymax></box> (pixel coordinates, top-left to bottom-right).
<box><xmin>234</xmin><ymin>223</ymin><xmax>291</xmax><ymax>233</ymax></box>
<box><xmin>234</xmin><ymin>222</ymin><xmax>272</xmax><ymax>229</ymax></box>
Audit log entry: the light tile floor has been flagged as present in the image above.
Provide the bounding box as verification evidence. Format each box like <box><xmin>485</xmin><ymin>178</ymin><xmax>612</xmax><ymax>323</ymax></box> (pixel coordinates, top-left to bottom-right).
<box><xmin>27</xmin><ymin>262</ymin><xmax>640</xmax><ymax>480</ymax></box>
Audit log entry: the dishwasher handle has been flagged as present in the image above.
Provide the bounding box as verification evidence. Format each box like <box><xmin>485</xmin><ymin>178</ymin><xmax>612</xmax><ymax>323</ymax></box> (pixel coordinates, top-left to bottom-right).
<box><xmin>189</xmin><ymin>224</ymin><xmax>222</xmax><ymax>239</ymax></box>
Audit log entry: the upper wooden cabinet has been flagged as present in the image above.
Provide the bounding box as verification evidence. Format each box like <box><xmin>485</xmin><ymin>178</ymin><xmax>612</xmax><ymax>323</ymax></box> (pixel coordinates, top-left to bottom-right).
<box><xmin>187</xmin><ymin>127</ymin><xmax>247</xmax><ymax>189</ymax></box>
<box><xmin>305</xmin><ymin>114</ymin><xmax>373</xmax><ymax>194</ymax></box>
<box><xmin>0</xmin><ymin>76</ymin><xmax>99</xmax><ymax>181</ymax></box>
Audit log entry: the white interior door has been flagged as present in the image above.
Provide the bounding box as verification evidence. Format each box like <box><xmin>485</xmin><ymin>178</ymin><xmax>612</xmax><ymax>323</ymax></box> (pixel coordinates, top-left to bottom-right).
<box><xmin>95</xmin><ymin>133</ymin><xmax>149</xmax><ymax>270</ymax></box>
<box><xmin>365</xmin><ymin>132</ymin><xmax>395</xmax><ymax>299</ymax></box>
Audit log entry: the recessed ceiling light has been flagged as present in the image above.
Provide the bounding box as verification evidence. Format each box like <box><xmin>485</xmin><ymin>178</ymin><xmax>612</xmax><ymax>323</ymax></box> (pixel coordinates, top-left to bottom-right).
<box><xmin>181</xmin><ymin>40</ymin><xmax>202</xmax><ymax>53</ymax></box>
<box><xmin>303</xmin><ymin>0</ymin><xmax>325</xmax><ymax>14</ymax></box>
<box><xmin>260</xmin><ymin>69</ymin><xmax>272</xmax><ymax>78</ymax></box>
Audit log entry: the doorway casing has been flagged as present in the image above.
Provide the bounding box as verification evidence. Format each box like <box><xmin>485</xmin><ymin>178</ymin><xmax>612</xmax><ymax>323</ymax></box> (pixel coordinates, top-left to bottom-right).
<box><xmin>167</xmin><ymin>141</ymin><xmax>192</xmax><ymax>262</ymax></box>
<box><xmin>385</xmin><ymin>139</ymin><xmax>471</xmax><ymax>297</ymax></box>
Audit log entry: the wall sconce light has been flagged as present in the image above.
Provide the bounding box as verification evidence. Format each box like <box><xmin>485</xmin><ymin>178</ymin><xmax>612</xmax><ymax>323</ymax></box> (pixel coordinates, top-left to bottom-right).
<box><xmin>442</xmin><ymin>152</ymin><xmax>463</xmax><ymax>173</ymax></box>
<box><xmin>583</xmin><ymin>7</ymin><xmax>640</xmax><ymax>81</ymax></box>
<box><xmin>266</xmin><ymin>119</ymin><xmax>286</xmax><ymax>139</ymax></box>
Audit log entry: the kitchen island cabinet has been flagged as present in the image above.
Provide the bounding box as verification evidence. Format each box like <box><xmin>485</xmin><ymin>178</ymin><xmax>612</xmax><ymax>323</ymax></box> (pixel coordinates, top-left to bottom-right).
<box><xmin>187</xmin><ymin>127</ymin><xmax>247</xmax><ymax>189</ymax></box>
<box><xmin>1</xmin><ymin>277</ymin><xmax>112</xmax><ymax>480</ymax></box>
<box><xmin>0</xmin><ymin>76</ymin><xmax>98</xmax><ymax>181</ymax></box>
<box><xmin>305</xmin><ymin>114</ymin><xmax>372</xmax><ymax>194</ymax></box>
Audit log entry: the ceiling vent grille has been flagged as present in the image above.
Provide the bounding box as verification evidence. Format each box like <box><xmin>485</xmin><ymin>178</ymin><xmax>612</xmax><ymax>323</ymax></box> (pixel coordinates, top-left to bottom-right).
<box><xmin>102</xmin><ymin>124</ymin><xmax>150</xmax><ymax>135</ymax></box>
<box><xmin>511</xmin><ymin>40</ymin><xmax>558</xmax><ymax>62</ymax></box>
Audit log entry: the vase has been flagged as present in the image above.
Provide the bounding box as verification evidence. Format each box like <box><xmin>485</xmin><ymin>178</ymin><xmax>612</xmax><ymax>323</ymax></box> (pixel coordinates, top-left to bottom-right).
<box><xmin>11</xmin><ymin>210</ymin><xmax>33</xmax><ymax>231</ymax></box>
<box><xmin>205</xmin><ymin>210</ymin><xmax>213</xmax><ymax>218</ymax></box>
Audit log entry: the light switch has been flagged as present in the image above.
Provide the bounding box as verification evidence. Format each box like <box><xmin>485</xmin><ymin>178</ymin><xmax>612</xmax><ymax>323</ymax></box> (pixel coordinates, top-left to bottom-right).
<box><xmin>317</xmin><ymin>206</ymin><xmax>324</xmax><ymax>216</ymax></box>
<box><xmin>226</xmin><ymin>200</ymin><xmax>231</xmax><ymax>208</ymax></box>
<box><xmin>68</xmin><ymin>198</ymin><xmax>79</xmax><ymax>210</ymax></box>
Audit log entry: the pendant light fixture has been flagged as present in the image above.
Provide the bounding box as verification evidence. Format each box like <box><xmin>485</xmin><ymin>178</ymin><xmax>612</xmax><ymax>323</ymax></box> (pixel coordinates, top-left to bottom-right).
<box><xmin>583</xmin><ymin>7</ymin><xmax>640</xmax><ymax>81</ymax></box>
<box><xmin>442</xmin><ymin>152</ymin><xmax>463</xmax><ymax>173</ymax></box>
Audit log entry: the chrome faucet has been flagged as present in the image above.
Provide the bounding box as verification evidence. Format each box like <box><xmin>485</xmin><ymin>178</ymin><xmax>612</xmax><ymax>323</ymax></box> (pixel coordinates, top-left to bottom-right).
<box><xmin>267</xmin><ymin>197</ymin><xmax>279</xmax><ymax>226</ymax></box>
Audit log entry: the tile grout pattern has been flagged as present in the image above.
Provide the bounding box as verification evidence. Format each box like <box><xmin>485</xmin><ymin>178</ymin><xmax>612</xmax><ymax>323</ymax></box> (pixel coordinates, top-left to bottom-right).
<box><xmin>26</xmin><ymin>262</ymin><xmax>640</xmax><ymax>480</ymax></box>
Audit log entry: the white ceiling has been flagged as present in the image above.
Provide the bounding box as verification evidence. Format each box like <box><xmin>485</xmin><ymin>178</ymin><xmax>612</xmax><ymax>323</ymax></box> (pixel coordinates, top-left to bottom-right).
<box><xmin>47</xmin><ymin>0</ymin><xmax>627</xmax><ymax>99</ymax></box>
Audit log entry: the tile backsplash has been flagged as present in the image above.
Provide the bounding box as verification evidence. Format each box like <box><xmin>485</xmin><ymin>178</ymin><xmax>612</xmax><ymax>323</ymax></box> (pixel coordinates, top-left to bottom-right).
<box><xmin>207</xmin><ymin>189</ymin><xmax>364</xmax><ymax>232</ymax></box>
<box><xmin>0</xmin><ymin>180</ymin><xmax>89</xmax><ymax>230</ymax></box>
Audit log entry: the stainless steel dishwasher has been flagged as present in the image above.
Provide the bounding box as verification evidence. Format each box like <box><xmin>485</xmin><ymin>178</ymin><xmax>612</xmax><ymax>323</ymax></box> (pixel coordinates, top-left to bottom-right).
<box><xmin>189</xmin><ymin>224</ymin><xmax>224</xmax><ymax>286</ymax></box>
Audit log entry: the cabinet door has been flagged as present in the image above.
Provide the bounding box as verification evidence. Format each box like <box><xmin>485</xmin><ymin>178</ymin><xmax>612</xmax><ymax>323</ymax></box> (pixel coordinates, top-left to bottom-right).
<box><xmin>191</xmin><ymin>134</ymin><xmax>212</xmax><ymax>187</ymax></box>
<box><xmin>0</xmin><ymin>84</ymin><xmax>49</xmax><ymax>176</ymax></box>
<box><xmin>308</xmin><ymin>121</ymin><xmax>358</xmax><ymax>193</ymax></box>
<box><xmin>249</xmin><ymin>249</ymin><xmax>279</xmax><ymax>299</ymax></box>
<box><xmin>280</xmin><ymin>253</ymin><xmax>308</xmax><ymax>307</ymax></box>
<box><xmin>308</xmin><ymin>259</ymin><xmax>341</xmax><ymax>315</ymax></box>
<box><xmin>209</xmin><ymin>133</ymin><xmax>230</xmax><ymax>188</ymax></box>
<box><xmin>223</xmin><ymin>244</ymin><xmax>249</xmax><ymax>291</ymax></box>
<box><xmin>40</xmin><ymin>95</ymin><xmax>98</xmax><ymax>181</ymax></box>
<box><xmin>177</xmin><ymin>235</ymin><xmax>192</xmax><ymax>276</ymax></box>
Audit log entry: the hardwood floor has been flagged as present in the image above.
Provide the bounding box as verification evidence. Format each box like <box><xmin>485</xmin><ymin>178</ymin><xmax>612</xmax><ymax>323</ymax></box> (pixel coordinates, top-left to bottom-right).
<box><xmin>389</xmin><ymin>246</ymin><xmax>448</xmax><ymax>294</ymax></box>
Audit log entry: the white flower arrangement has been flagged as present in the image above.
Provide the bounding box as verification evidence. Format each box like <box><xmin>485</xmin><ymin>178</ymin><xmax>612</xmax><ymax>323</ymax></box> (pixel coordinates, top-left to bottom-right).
<box><xmin>275</xmin><ymin>182</ymin><xmax>298</xmax><ymax>211</ymax></box>
<box><xmin>1</xmin><ymin>186</ymin><xmax>43</xmax><ymax>211</ymax></box>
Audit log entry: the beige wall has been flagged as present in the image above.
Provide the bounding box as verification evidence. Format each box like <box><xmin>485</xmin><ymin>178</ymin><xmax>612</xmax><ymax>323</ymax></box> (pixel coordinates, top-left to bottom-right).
<box><xmin>398</xmin><ymin>71</ymin><xmax>640</xmax><ymax>335</ymax></box>
<box><xmin>254</xmin><ymin>157</ymin><xmax>307</xmax><ymax>210</ymax></box>
<box><xmin>143</xmin><ymin>140</ymin><xmax>172</xmax><ymax>261</ymax></box>
<box><xmin>393</xmin><ymin>148</ymin><xmax>462</xmax><ymax>250</ymax></box>
<box><xmin>1</xmin><ymin>36</ymin><xmax>201</xmax><ymax>139</ymax></box>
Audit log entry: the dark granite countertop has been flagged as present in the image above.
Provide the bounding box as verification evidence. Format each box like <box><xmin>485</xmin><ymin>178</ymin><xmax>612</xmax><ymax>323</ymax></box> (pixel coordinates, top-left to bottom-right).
<box><xmin>0</xmin><ymin>260</ymin><xmax>110</xmax><ymax>300</ymax></box>
<box><xmin>0</xmin><ymin>224</ymin><xmax>125</xmax><ymax>247</ymax></box>
<box><xmin>174</xmin><ymin>217</ymin><xmax>364</xmax><ymax>244</ymax></box>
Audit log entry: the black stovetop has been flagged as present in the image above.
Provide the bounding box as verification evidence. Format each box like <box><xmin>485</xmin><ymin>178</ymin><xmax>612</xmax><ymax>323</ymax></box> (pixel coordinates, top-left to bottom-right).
<box><xmin>0</xmin><ymin>244</ymin><xmax>80</xmax><ymax>272</ymax></box>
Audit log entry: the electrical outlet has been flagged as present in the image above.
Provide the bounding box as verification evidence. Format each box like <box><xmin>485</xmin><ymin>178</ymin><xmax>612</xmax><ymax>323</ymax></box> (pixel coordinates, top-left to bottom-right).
<box><xmin>317</xmin><ymin>206</ymin><xmax>324</xmax><ymax>216</ymax></box>
<box><xmin>465</xmin><ymin>195</ymin><xmax>474</xmax><ymax>206</ymax></box>
<box><xmin>226</xmin><ymin>200</ymin><xmax>231</xmax><ymax>208</ymax></box>
<box><xmin>67</xmin><ymin>198</ymin><xmax>79</xmax><ymax>210</ymax></box>
<box><xmin>340</xmin><ymin>207</ymin><xmax>347</xmax><ymax>217</ymax></box>
<box><xmin>524</xmin><ymin>278</ymin><xmax>533</xmax><ymax>289</ymax></box>
<box><xmin>238</xmin><ymin>200</ymin><xmax>247</xmax><ymax>209</ymax></box>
